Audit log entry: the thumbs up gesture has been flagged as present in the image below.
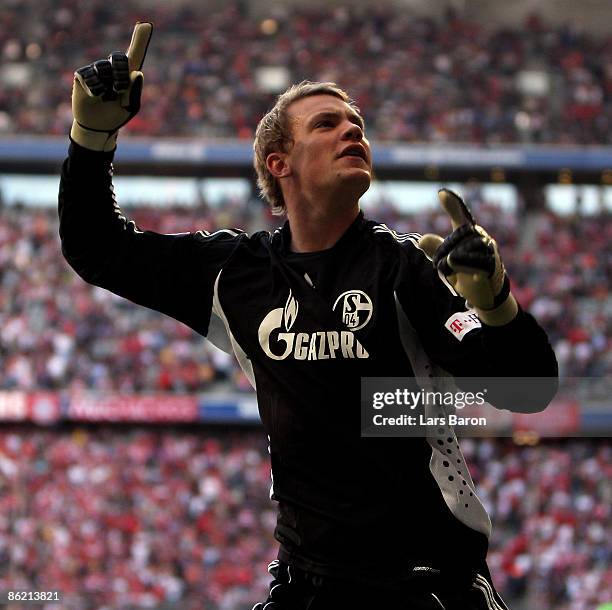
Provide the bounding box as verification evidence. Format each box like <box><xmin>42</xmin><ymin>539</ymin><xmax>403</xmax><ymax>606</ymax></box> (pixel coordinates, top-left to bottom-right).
<box><xmin>70</xmin><ymin>22</ymin><xmax>153</xmax><ymax>151</ymax></box>
<box><xmin>418</xmin><ymin>189</ymin><xmax>518</xmax><ymax>326</ymax></box>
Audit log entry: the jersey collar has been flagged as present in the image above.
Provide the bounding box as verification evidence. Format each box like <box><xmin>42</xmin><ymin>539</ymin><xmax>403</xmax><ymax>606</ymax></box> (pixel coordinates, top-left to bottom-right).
<box><xmin>277</xmin><ymin>211</ymin><xmax>366</xmax><ymax>255</ymax></box>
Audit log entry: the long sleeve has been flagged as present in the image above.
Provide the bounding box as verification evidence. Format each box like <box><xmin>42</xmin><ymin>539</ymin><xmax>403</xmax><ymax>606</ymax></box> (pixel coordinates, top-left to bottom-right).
<box><xmin>58</xmin><ymin>141</ymin><xmax>242</xmax><ymax>337</ymax></box>
<box><xmin>396</xmin><ymin>239</ymin><xmax>559</xmax><ymax>412</ymax></box>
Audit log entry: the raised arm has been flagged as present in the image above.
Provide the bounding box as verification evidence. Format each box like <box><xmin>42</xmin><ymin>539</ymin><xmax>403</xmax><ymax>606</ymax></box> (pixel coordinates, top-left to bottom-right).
<box><xmin>398</xmin><ymin>189</ymin><xmax>559</xmax><ymax>412</ymax></box>
<box><xmin>59</xmin><ymin>23</ymin><xmax>243</xmax><ymax>337</ymax></box>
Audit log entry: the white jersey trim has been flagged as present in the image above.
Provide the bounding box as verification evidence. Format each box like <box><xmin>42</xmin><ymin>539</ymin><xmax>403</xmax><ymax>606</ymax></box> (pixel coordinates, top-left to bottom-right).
<box><xmin>393</xmin><ymin>292</ymin><xmax>492</xmax><ymax>539</ymax></box>
<box><xmin>473</xmin><ymin>574</ymin><xmax>508</xmax><ymax>610</ymax></box>
<box><xmin>211</xmin><ymin>269</ymin><xmax>256</xmax><ymax>390</ymax></box>
<box><xmin>372</xmin><ymin>223</ymin><xmax>459</xmax><ymax>297</ymax></box>
<box><xmin>372</xmin><ymin>223</ymin><xmax>421</xmax><ymax>246</ymax></box>
<box><xmin>195</xmin><ymin>228</ymin><xmax>243</xmax><ymax>238</ymax></box>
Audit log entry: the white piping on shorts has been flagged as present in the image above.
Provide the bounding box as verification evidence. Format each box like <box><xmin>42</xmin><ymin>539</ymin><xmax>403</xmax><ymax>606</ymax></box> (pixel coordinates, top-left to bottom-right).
<box><xmin>269</xmin><ymin>584</ymin><xmax>282</xmax><ymax>597</ymax></box>
<box><xmin>473</xmin><ymin>574</ymin><xmax>506</xmax><ymax>610</ymax></box>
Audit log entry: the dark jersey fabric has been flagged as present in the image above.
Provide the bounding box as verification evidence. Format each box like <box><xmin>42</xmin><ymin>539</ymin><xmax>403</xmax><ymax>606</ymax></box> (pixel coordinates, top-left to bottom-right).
<box><xmin>59</xmin><ymin>142</ymin><xmax>558</xmax><ymax>585</ymax></box>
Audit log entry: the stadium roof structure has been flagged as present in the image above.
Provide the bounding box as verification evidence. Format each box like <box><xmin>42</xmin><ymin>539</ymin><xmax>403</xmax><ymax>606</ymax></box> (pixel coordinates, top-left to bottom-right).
<box><xmin>2</xmin><ymin>136</ymin><xmax>610</xmax><ymax>187</ymax></box>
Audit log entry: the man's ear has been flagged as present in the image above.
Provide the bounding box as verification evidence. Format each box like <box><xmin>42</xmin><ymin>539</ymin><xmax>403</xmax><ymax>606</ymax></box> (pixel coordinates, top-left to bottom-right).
<box><xmin>267</xmin><ymin>152</ymin><xmax>291</xmax><ymax>178</ymax></box>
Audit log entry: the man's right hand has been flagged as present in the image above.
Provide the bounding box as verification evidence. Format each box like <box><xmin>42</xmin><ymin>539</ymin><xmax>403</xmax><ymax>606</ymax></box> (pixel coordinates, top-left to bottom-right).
<box><xmin>70</xmin><ymin>22</ymin><xmax>153</xmax><ymax>152</ymax></box>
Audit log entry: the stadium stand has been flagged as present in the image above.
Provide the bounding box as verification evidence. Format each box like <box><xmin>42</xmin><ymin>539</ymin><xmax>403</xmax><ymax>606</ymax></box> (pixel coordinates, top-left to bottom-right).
<box><xmin>1</xmin><ymin>2</ymin><xmax>610</xmax><ymax>609</ymax></box>
<box><xmin>1</xmin><ymin>200</ymin><xmax>611</xmax><ymax>394</ymax></box>
<box><xmin>0</xmin><ymin>2</ymin><xmax>610</xmax><ymax>144</ymax></box>
<box><xmin>0</xmin><ymin>428</ymin><xmax>609</xmax><ymax>610</ymax></box>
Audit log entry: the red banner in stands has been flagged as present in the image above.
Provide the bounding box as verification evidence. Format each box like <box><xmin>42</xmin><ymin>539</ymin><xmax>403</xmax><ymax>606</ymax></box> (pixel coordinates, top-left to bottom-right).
<box><xmin>67</xmin><ymin>392</ymin><xmax>198</xmax><ymax>422</ymax></box>
<box><xmin>513</xmin><ymin>400</ymin><xmax>580</xmax><ymax>435</ymax></box>
<box><xmin>0</xmin><ymin>392</ymin><xmax>27</xmax><ymax>420</ymax></box>
<box><xmin>28</xmin><ymin>392</ymin><xmax>61</xmax><ymax>424</ymax></box>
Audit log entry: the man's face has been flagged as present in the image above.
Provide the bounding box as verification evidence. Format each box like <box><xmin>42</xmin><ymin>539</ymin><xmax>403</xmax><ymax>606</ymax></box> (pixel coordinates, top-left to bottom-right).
<box><xmin>282</xmin><ymin>94</ymin><xmax>372</xmax><ymax>204</ymax></box>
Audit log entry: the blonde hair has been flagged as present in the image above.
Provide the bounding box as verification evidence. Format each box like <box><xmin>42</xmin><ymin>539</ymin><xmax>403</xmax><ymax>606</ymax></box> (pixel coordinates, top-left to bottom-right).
<box><xmin>253</xmin><ymin>81</ymin><xmax>360</xmax><ymax>215</ymax></box>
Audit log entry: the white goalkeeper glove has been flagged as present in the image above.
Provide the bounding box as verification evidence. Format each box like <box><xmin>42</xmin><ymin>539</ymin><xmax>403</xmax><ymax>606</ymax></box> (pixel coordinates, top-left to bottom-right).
<box><xmin>70</xmin><ymin>22</ymin><xmax>153</xmax><ymax>152</ymax></box>
<box><xmin>418</xmin><ymin>189</ymin><xmax>519</xmax><ymax>326</ymax></box>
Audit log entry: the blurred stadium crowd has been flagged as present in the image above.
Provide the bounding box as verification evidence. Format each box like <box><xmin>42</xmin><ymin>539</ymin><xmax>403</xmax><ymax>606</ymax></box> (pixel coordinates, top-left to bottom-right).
<box><xmin>1</xmin><ymin>198</ymin><xmax>611</xmax><ymax>393</ymax></box>
<box><xmin>0</xmin><ymin>1</ymin><xmax>610</xmax><ymax>144</ymax></box>
<box><xmin>1</xmin><ymin>2</ymin><xmax>611</xmax><ymax>610</ymax></box>
<box><xmin>0</xmin><ymin>429</ymin><xmax>609</xmax><ymax>610</ymax></box>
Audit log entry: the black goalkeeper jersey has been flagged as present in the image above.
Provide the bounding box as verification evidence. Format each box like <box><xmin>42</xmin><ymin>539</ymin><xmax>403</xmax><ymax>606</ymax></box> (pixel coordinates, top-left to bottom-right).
<box><xmin>59</xmin><ymin>142</ymin><xmax>558</xmax><ymax>585</ymax></box>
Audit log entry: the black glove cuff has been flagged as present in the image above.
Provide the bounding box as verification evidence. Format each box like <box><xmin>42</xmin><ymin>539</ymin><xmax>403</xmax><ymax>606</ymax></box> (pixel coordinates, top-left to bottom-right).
<box><xmin>493</xmin><ymin>275</ymin><xmax>511</xmax><ymax>308</ymax></box>
<box><xmin>75</xmin><ymin>120</ymin><xmax>118</xmax><ymax>135</ymax></box>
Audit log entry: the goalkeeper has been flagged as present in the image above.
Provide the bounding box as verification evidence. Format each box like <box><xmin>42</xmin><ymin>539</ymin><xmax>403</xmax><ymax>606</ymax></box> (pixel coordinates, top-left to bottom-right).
<box><xmin>59</xmin><ymin>23</ymin><xmax>558</xmax><ymax>610</ymax></box>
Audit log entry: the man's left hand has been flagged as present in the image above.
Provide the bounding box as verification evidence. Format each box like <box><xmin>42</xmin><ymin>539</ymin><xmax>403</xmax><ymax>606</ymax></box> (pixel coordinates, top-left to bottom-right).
<box><xmin>418</xmin><ymin>189</ymin><xmax>518</xmax><ymax>326</ymax></box>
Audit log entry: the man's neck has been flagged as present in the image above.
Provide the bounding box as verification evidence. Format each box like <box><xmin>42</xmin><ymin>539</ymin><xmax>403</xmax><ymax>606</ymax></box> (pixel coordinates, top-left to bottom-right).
<box><xmin>286</xmin><ymin>203</ymin><xmax>360</xmax><ymax>253</ymax></box>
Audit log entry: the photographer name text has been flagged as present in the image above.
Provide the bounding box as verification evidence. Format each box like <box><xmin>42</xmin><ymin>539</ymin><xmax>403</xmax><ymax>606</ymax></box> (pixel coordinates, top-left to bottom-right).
<box><xmin>372</xmin><ymin>414</ymin><xmax>487</xmax><ymax>426</ymax></box>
